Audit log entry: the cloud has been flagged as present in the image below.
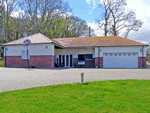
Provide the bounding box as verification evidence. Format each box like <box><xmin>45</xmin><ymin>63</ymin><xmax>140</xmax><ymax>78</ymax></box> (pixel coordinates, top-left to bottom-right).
<box><xmin>11</xmin><ymin>7</ymin><xmax>25</xmax><ymax>18</ymax></box>
<box><xmin>86</xmin><ymin>0</ymin><xmax>91</xmax><ymax>4</ymax></box>
<box><xmin>86</xmin><ymin>0</ymin><xmax>97</xmax><ymax>14</ymax></box>
<box><xmin>125</xmin><ymin>0</ymin><xmax>150</xmax><ymax>44</ymax></box>
<box><xmin>87</xmin><ymin>22</ymin><xmax>103</xmax><ymax>36</ymax></box>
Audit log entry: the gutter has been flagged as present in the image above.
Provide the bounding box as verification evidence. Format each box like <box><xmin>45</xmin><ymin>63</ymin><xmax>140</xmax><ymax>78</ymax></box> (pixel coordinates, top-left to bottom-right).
<box><xmin>4</xmin><ymin>46</ymin><xmax>6</xmax><ymax>67</ymax></box>
<box><xmin>98</xmin><ymin>47</ymin><xmax>100</xmax><ymax>68</ymax></box>
<box><xmin>142</xmin><ymin>46</ymin><xmax>144</xmax><ymax>68</ymax></box>
<box><xmin>62</xmin><ymin>45</ymin><xmax>148</xmax><ymax>49</ymax></box>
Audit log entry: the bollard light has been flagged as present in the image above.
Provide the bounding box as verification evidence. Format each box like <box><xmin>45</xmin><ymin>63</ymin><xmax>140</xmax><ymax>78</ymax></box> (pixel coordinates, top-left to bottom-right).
<box><xmin>81</xmin><ymin>73</ymin><xmax>84</xmax><ymax>84</ymax></box>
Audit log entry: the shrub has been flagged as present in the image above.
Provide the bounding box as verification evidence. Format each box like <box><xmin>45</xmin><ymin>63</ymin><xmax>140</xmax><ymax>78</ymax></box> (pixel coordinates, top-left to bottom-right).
<box><xmin>0</xmin><ymin>62</ymin><xmax>4</xmax><ymax>67</ymax></box>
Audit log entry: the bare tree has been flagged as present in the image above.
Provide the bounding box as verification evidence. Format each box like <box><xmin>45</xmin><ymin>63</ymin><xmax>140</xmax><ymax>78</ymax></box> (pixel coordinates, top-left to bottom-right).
<box><xmin>97</xmin><ymin>0</ymin><xmax>143</xmax><ymax>38</ymax></box>
<box><xmin>96</xmin><ymin>0</ymin><xmax>112</xmax><ymax>36</ymax></box>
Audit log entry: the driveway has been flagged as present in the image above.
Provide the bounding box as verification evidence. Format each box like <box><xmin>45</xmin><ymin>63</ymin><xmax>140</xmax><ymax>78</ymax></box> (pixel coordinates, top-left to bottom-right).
<box><xmin>0</xmin><ymin>67</ymin><xmax>150</xmax><ymax>92</ymax></box>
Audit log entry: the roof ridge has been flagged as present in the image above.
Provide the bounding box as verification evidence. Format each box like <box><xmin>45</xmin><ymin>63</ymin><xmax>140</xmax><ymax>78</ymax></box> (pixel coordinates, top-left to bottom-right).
<box><xmin>2</xmin><ymin>33</ymin><xmax>41</xmax><ymax>45</ymax></box>
<box><xmin>39</xmin><ymin>33</ymin><xmax>53</xmax><ymax>42</ymax></box>
<box><xmin>53</xmin><ymin>36</ymin><xmax>120</xmax><ymax>40</ymax></box>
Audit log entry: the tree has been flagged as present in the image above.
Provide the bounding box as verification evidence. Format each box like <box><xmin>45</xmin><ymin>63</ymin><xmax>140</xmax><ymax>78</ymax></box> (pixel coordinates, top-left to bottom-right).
<box><xmin>97</xmin><ymin>0</ymin><xmax>143</xmax><ymax>38</ymax></box>
<box><xmin>0</xmin><ymin>0</ymin><xmax>94</xmax><ymax>43</ymax></box>
<box><xmin>0</xmin><ymin>0</ymin><xmax>5</xmax><ymax>43</ymax></box>
<box><xmin>97</xmin><ymin>0</ymin><xmax>111</xmax><ymax>36</ymax></box>
<box><xmin>5</xmin><ymin>0</ymin><xmax>17</xmax><ymax>41</ymax></box>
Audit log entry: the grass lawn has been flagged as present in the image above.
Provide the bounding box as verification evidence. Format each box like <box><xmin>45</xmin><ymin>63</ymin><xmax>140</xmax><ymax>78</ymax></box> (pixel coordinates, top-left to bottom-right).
<box><xmin>0</xmin><ymin>57</ymin><xmax>4</xmax><ymax>67</ymax></box>
<box><xmin>0</xmin><ymin>80</ymin><xmax>150</xmax><ymax>113</ymax></box>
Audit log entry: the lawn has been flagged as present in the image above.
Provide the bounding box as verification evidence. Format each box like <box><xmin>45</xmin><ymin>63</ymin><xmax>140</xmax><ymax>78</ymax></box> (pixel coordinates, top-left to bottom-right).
<box><xmin>0</xmin><ymin>80</ymin><xmax>150</xmax><ymax>113</ymax></box>
<box><xmin>0</xmin><ymin>57</ymin><xmax>4</xmax><ymax>67</ymax></box>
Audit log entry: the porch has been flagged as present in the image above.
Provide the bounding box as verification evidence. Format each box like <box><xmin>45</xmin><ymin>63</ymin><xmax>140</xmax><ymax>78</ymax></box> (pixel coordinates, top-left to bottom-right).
<box><xmin>54</xmin><ymin>47</ymin><xmax>96</xmax><ymax>68</ymax></box>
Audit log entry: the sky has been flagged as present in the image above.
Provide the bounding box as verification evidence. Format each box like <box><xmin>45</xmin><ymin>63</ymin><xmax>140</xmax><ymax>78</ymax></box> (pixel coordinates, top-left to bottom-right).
<box><xmin>64</xmin><ymin>0</ymin><xmax>150</xmax><ymax>44</ymax></box>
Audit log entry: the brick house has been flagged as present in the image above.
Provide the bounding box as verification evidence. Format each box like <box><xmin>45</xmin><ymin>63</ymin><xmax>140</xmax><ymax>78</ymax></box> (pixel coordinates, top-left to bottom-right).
<box><xmin>2</xmin><ymin>33</ymin><xmax>148</xmax><ymax>68</ymax></box>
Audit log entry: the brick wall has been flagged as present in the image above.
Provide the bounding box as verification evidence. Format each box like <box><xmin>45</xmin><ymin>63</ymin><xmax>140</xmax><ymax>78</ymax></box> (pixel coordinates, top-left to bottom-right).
<box><xmin>94</xmin><ymin>57</ymin><xmax>103</xmax><ymax>68</ymax></box>
<box><xmin>73</xmin><ymin>58</ymin><xmax>78</xmax><ymax>67</ymax></box>
<box><xmin>5</xmin><ymin>56</ymin><xmax>27</xmax><ymax>67</ymax></box>
<box><xmin>85</xmin><ymin>59</ymin><xmax>94</xmax><ymax>68</ymax></box>
<box><xmin>100</xmin><ymin>57</ymin><xmax>103</xmax><ymax>68</ymax></box>
<box><xmin>138</xmin><ymin>57</ymin><xmax>146</xmax><ymax>68</ymax></box>
<box><xmin>5</xmin><ymin>55</ymin><xmax>54</xmax><ymax>68</ymax></box>
<box><xmin>95</xmin><ymin>57</ymin><xmax>98</xmax><ymax>66</ymax></box>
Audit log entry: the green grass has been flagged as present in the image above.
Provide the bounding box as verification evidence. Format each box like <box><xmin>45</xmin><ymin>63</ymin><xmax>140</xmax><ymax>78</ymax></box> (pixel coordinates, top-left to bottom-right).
<box><xmin>1</xmin><ymin>80</ymin><xmax>150</xmax><ymax>113</ymax></box>
<box><xmin>0</xmin><ymin>57</ymin><xmax>4</xmax><ymax>67</ymax></box>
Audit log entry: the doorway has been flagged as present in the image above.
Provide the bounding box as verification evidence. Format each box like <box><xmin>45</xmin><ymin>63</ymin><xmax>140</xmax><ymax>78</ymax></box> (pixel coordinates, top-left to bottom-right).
<box><xmin>66</xmin><ymin>55</ymin><xmax>69</xmax><ymax>67</ymax></box>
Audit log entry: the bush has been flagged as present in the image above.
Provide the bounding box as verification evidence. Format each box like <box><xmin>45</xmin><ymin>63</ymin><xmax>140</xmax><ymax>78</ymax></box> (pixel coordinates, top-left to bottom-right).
<box><xmin>0</xmin><ymin>62</ymin><xmax>4</xmax><ymax>67</ymax></box>
<box><xmin>0</xmin><ymin>57</ymin><xmax>4</xmax><ymax>61</ymax></box>
<box><xmin>0</xmin><ymin>58</ymin><xmax>4</xmax><ymax>67</ymax></box>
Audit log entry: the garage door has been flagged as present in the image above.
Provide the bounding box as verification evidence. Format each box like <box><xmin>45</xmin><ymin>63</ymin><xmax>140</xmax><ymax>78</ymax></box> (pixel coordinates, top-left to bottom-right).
<box><xmin>103</xmin><ymin>53</ymin><xmax>138</xmax><ymax>68</ymax></box>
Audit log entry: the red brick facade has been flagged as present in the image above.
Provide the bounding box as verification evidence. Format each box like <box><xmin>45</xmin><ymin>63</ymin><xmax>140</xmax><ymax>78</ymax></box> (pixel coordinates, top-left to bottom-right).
<box><xmin>138</xmin><ymin>57</ymin><xmax>146</xmax><ymax>68</ymax></box>
<box><xmin>94</xmin><ymin>57</ymin><xmax>98</xmax><ymax>66</ymax></box>
<box><xmin>4</xmin><ymin>56</ymin><xmax>146</xmax><ymax>68</ymax></box>
<box><xmin>100</xmin><ymin>57</ymin><xmax>103</xmax><ymax>68</ymax></box>
<box><xmin>73</xmin><ymin>58</ymin><xmax>78</xmax><ymax>67</ymax></box>
<box><xmin>73</xmin><ymin>58</ymin><xmax>95</xmax><ymax>67</ymax></box>
<box><xmin>85</xmin><ymin>59</ymin><xmax>95</xmax><ymax>68</ymax></box>
<box><xmin>4</xmin><ymin>55</ymin><xmax>54</xmax><ymax>68</ymax></box>
<box><xmin>95</xmin><ymin>57</ymin><xmax>103</xmax><ymax>68</ymax></box>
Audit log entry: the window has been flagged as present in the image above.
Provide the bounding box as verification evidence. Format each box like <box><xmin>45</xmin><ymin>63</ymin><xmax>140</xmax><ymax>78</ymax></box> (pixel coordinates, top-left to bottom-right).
<box><xmin>128</xmin><ymin>54</ymin><xmax>131</xmax><ymax>56</ymax></box>
<box><xmin>78</xmin><ymin>54</ymin><xmax>85</xmax><ymax>61</ymax></box>
<box><xmin>119</xmin><ymin>54</ymin><xmax>122</xmax><ymax>56</ymax></box>
<box><xmin>22</xmin><ymin>50</ymin><xmax>29</xmax><ymax>59</ymax></box>
<box><xmin>123</xmin><ymin>54</ymin><xmax>126</xmax><ymax>56</ymax></box>
<box><xmin>105</xmin><ymin>54</ymin><xmax>108</xmax><ymax>56</ymax></box>
<box><xmin>110</xmin><ymin>54</ymin><xmax>113</xmax><ymax>56</ymax></box>
<box><xmin>85</xmin><ymin>54</ymin><xmax>92</xmax><ymax>60</ymax></box>
<box><xmin>22</xmin><ymin>50</ymin><xmax>26</xmax><ymax>59</ymax></box>
<box><xmin>133</xmin><ymin>54</ymin><xmax>136</xmax><ymax>56</ymax></box>
<box><xmin>114</xmin><ymin>54</ymin><xmax>117</xmax><ymax>56</ymax></box>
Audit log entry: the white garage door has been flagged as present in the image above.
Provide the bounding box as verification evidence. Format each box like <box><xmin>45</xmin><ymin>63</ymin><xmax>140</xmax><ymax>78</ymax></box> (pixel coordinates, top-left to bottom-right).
<box><xmin>103</xmin><ymin>53</ymin><xmax>138</xmax><ymax>68</ymax></box>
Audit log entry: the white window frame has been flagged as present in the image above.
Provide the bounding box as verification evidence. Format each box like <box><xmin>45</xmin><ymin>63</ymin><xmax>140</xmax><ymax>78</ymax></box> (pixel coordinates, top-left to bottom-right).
<box><xmin>22</xmin><ymin>50</ymin><xmax>30</xmax><ymax>59</ymax></box>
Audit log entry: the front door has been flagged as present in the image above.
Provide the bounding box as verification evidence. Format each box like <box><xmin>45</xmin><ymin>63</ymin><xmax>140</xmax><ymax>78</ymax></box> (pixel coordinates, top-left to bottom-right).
<box><xmin>62</xmin><ymin>55</ymin><xmax>65</xmax><ymax>67</ymax></box>
<box><xmin>59</xmin><ymin>55</ymin><xmax>61</xmax><ymax>66</ymax></box>
<box><xmin>70</xmin><ymin>54</ymin><xmax>72</xmax><ymax>67</ymax></box>
<box><xmin>64</xmin><ymin>54</ymin><xmax>73</xmax><ymax>67</ymax></box>
<box><xmin>66</xmin><ymin>55</ymin><xmax>69</xmax><ymax>67</ymax></box>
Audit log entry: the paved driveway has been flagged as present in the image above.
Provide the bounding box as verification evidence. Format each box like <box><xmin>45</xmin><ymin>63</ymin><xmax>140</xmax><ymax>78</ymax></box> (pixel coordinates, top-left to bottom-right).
<box><xmin>0</xmin><ymin>67</ymin><xmax>150</xmax><ymax>92</ymax></box>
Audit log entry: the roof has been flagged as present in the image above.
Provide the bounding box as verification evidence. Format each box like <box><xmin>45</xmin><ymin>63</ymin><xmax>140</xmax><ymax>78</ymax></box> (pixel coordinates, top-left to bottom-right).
<box><xmin>3</xmin><ymin>33</ymin><xmax>54</xmax><ymax>46</ymax></box>
<box><xmin>3</xmin><ymin>33</ymin><xmax>148</xmax><ymax>47</ymax></box>
<box><xmin>52</xmin><ymin>36</ymin><xmax>148</xmax><ymax>47</ymax></box>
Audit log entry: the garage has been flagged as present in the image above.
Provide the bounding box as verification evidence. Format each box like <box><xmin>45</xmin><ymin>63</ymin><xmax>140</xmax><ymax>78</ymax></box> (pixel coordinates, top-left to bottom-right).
<box><xmin>103</xmin><ymin>53</ymin><xmax>138</xmax><ymax>68</ymax></box>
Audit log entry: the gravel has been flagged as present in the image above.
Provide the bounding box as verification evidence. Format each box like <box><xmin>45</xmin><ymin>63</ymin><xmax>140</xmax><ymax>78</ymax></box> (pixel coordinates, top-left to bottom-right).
<box><xmin>0</xmin><ymin>67</ymin><xmax>150</xmax><ymax>92</ymax></box>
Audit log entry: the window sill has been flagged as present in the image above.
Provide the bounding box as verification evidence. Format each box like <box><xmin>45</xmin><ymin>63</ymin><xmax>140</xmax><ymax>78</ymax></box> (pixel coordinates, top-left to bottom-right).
<box><xmin>22</xmin><ymin>58</ymin><xmax>30</xmax><ymax>60</ymax></box>
<box><xmin>86</xmin><ymin>59</ymin><xmax>93</xmax><ymax>60</ymax></box>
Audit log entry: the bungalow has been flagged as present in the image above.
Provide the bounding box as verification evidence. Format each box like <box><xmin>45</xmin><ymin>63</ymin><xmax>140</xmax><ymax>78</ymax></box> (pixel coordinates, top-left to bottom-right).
<box><xmin>3</xmin><ymin>33</ymin><xmax>148</xmax><ymax>68</ymax></box>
